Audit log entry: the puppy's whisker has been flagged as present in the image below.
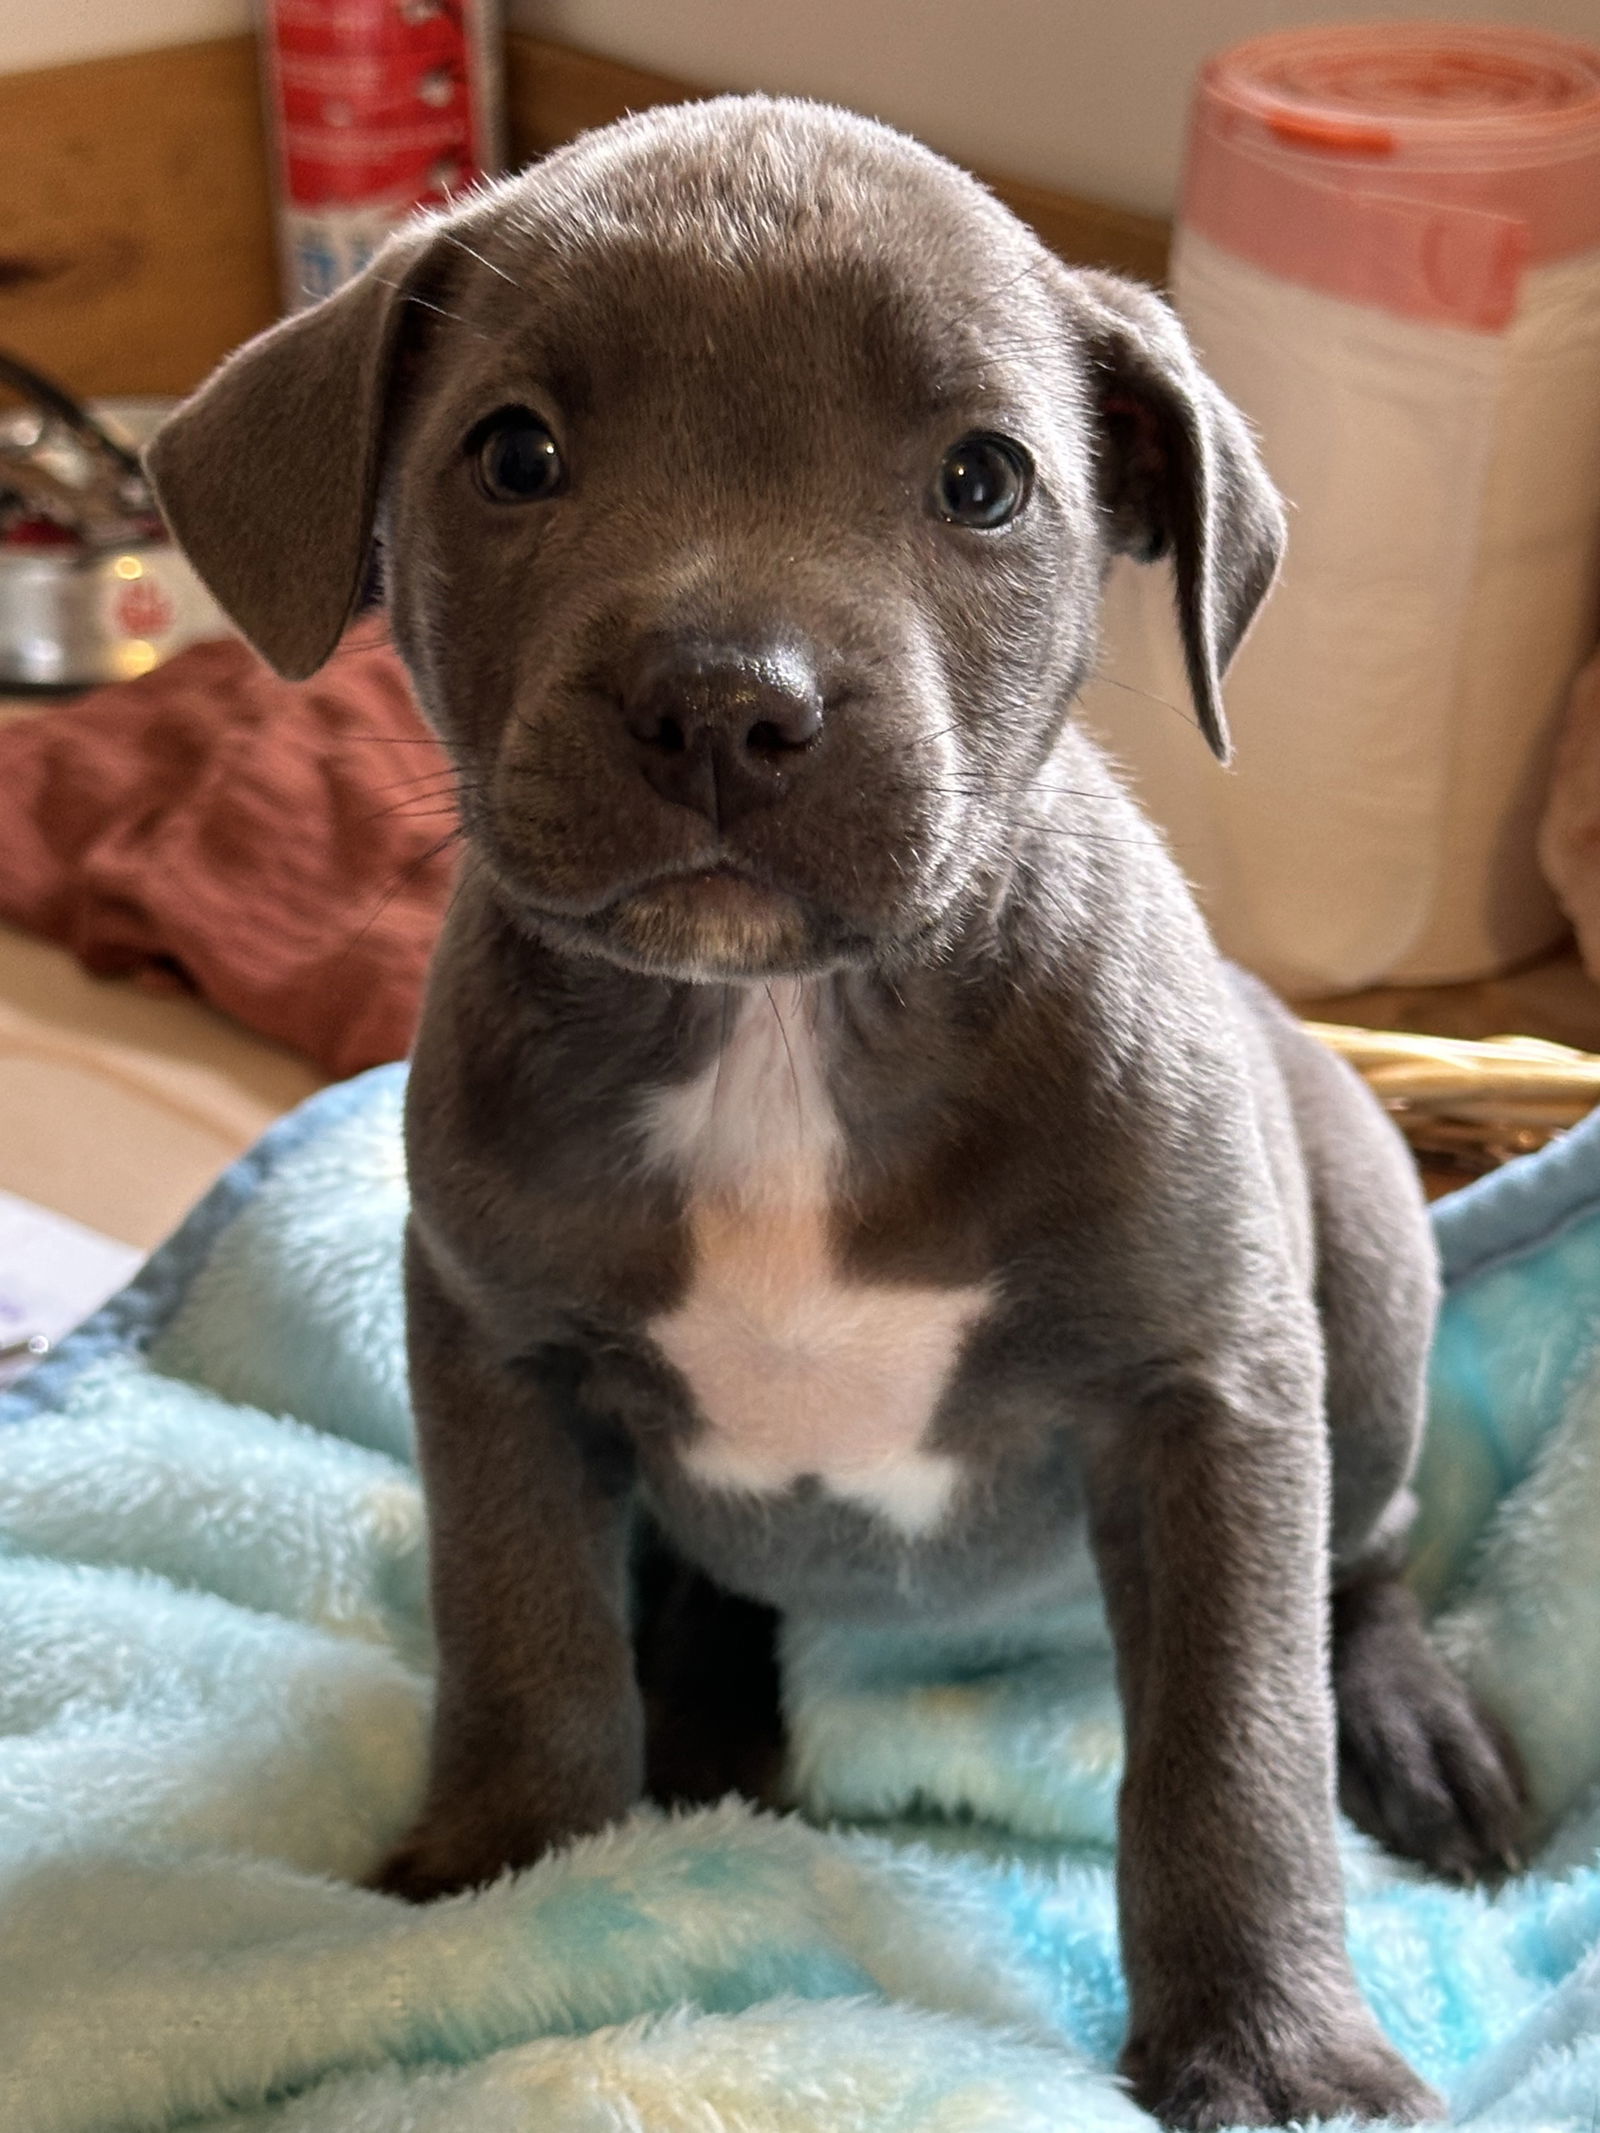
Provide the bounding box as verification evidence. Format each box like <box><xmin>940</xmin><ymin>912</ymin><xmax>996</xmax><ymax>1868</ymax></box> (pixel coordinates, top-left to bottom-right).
<box><xmin>1012</xmin><ymin>826</ymin><xmax>1166</xmax><ymax>849</ymax></box>
<box><xmin>895</xmin><ymin>781</ymin><xmax>1110</xmax><ymax>802</ymax></box>
<box><xmin>934</xmin><ymin>331</ymin><xmax>1069</xmax><ymax>384</ymax></box>
<box><xmin>1088</xmin><ymin>670</ymin><xmax>1202</xmax><ymax>734</ymax></box>
<box><xmin>944</xmin><ymin>250</ymin><xmax>1055</xmax><ymax>335</ymax></box>
<box><xmin>436</xmin><ymin>228</ymin><xmax>522</xmax><ymax>288</ymax></box>
<box><xmin>316</xmin><ymin>630</ymin><xmax>398</xmax><ymax>666</ymax></box>
<box><xmin>356</xmin><ymin>773</ymin><xmax>481</xmax><ymax>813</ymax></box>
<box><xmin>361</xmin><ymin>804</ymin><xmax>469</xmax><ymax>829</ymax></box>
<box><xmin>900</xmin><ymin>718</ymin><xmax>970</xmax><ymax>756</ymax></box>
<box><xmin>764</xmin><ymin>980</ymin><xmax>805</xmax><ymax>1158</ymax></box>
<box><xmin>390</xmin><ymin>792</ymin><xmax>470</xmax><ymax>809</ymax></box>
<box><xmin>367</xmin><ymin>277</ymin><xmax>491</xmax><ymax>340</ymax></box>
<box><xmin>356</xmin><ymin>788</ymin><xmax>476</xmax><ymax>828</ymax></box>
<box><xmin>710</xmin><ymin>983</ymin><xmax>734</xmax><ymax>1151</ymax></box>
<box><xmin>329</xmin><ymin>825</ymin><xmax>465</xmax><ymax>983</ymax></box>
<box><xmin>363</xmin><ymin>768</ymin><xmax>477</xmax><ymax>797</ymax></box>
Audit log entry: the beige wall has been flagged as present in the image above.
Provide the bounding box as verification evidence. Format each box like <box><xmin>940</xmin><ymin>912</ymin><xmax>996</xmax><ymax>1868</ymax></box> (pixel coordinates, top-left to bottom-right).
<box><xmin>6</xmin><ymin>0</ymin><xmax>1599</xmax><ymax>212</ymax></box>
<box><xmin>515</xmin><ymin>0</ymin><xmax>1600</xmax><ymax>212</ymax></box>
<box><xmin>1</xmin><ymin>0</ymin><xmax>249</xmax><ymax>76</ymax></box>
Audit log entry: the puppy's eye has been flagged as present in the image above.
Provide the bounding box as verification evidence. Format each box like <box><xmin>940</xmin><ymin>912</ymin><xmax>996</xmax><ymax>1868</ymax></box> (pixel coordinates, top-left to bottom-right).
<box><xmin>469</xmin><ymin>409</ymin><xmax>566</xmax><ymax>503</ymax></box>
<box><xmin>934</xmin><ymin>434</ymin><xmax>1031</xmax><ymax>529</ymax></box>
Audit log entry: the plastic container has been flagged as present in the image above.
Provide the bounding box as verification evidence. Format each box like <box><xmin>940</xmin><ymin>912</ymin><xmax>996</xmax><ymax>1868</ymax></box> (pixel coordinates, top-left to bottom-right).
<box><xmin>259</xmin><ymin>0</ymin><xmax>504</xmax><ymax>308</ymax></box>
<box><xmin>1080</xmin><ymin>24</ymin><xmax>1600</xmax><ymax>994</ymax></box>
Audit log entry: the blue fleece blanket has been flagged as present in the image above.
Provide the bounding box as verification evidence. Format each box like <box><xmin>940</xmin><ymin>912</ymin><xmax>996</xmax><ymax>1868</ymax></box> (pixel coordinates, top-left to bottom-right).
<box><xmin>6</xmin><ymin>1067</ymin><xmax>1600</xmax><ymax>2131</ymax></box>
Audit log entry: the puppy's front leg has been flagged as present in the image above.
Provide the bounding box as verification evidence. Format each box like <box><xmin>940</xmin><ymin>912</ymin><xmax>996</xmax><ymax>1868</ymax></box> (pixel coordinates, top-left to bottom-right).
<box><xmin>373</xmin><ymin>1235</ymin><xmax>643</xmax><ymax>1902</ymax></box>
<box><xmin>1086</xmin><ymin>1360</ymin><xmax>1439</xmax><ymax>2130</ymax></box>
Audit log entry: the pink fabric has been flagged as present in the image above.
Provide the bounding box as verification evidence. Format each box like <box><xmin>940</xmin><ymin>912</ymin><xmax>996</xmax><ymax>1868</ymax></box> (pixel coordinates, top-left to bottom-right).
<box><xmin>0</xmin><ymin>622</ymin><xmax>457</xmax><ymax>1076</ymax></box>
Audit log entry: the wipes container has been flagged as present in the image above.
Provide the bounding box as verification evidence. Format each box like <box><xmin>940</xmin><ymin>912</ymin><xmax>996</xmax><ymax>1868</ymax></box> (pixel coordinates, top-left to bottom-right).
<box><xmin>1080</xmin><ymin>24</ymin><xmax>1600</xmax><ymax>993</ymax></box>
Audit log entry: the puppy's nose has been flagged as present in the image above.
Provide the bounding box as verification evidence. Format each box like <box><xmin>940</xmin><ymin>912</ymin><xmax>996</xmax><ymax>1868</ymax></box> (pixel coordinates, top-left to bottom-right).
<box><xmin>620</xmin><ymin>640</ymin><xmax>824</xmax><ymax>825</ymax></box>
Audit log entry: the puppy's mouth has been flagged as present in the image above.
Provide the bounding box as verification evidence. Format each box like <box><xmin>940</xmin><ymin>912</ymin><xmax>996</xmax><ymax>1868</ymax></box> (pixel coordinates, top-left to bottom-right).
<box><xmin>594</xmin><ymin>862</ymin><xmax>815</xmax><ymax>980</ymax></box>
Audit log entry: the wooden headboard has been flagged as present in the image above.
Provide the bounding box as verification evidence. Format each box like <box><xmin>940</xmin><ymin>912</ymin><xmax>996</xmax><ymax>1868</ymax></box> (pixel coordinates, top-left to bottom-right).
<box><xmin>0</xmin><ymin>32</ymin><xmax>1171</xmax><ymax>400</ymax></box>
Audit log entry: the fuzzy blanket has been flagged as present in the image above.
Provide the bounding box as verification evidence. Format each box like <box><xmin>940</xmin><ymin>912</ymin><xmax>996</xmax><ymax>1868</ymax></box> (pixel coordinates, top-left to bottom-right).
<box><xmin>6</xmin><ymin>1067</ymin><xmax>1600</xmax><ymax>2131</ymax></box>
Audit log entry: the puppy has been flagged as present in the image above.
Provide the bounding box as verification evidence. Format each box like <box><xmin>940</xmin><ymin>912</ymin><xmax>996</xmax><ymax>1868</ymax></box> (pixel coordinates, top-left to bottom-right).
<box><xmin>148</xmin><ymin>97</ymin><xmax>1523</xmax><ymax>2128</ymax></box>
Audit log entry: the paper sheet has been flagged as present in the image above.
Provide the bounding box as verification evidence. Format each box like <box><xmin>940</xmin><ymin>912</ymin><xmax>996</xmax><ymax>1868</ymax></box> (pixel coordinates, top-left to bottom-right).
<box><xmin>0</xmin><ymin>1188</ymin><xmax>143</xmax><ymax>1387</ymax></box>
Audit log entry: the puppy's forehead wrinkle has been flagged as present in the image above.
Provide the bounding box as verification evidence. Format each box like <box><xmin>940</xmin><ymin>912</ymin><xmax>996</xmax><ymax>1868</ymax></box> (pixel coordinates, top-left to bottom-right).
<box><xmin>459</xmin><ymin>104</ymin><xmax>1041</xmax><ymax>388</ymax></box>
<box><xmin>429</xmin><ymin>138</ymin><xmax>1079</xmax><ymax>457</ymax></box>
<box><xmin>480</xmin><ymin>264</ymin><xmax>1027</xmax><ymax>442</ymax></box>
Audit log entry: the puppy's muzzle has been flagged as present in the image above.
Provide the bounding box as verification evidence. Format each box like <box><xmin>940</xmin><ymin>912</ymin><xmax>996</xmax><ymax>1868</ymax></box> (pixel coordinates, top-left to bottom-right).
<box><xmin>621</xmin><ymin>638</ymin><xmax>824</xmax><ymax>827</ymax></box>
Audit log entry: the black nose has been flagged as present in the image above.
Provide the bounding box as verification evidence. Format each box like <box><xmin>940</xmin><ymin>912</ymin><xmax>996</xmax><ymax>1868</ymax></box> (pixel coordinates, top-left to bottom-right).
<box><xmin>620</xmin><ymin>639</ymin><xmax>825</xmax><ymax>825</ymax></box>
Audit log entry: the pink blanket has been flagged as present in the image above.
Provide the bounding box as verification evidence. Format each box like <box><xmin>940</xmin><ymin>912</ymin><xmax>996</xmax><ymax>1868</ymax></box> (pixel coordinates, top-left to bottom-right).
<box><xmin>0</xmin><ymin>624</ymin><xmax>457</xmax><ymax>1076</ymax></box>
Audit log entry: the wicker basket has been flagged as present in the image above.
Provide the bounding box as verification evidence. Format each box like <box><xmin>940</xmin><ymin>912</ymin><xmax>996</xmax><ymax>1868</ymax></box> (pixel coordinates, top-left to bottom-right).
<box><xmin>1309</xmin><ymin>1022</ymin><xmax>1600</xmax><ymax>1186</ymax></box>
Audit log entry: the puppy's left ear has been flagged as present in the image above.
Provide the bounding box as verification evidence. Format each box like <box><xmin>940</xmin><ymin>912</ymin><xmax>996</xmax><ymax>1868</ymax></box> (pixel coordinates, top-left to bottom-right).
<box><xmin>1074</xmin><ymin>272</ymin><xmax>1285</xmax><ymax>763</ymax></box>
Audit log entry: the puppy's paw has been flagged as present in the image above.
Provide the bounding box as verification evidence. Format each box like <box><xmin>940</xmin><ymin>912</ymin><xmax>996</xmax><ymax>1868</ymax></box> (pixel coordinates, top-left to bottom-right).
<box><xmin>368</xmin><ymin>1808</ymin><xmax>584</xmax><ymax>1903</ymax></box>
<box><xmin>1335</xmin><ymin>1580</ymin><xmax>1527</xmax><ymax>1883</ymax></box>
<box><xmin>367</xmin><ymin>1825</ymin><xmax>518</xmax><ymax>1903</ymax></box>
<box><xmin>1124</xmin><ymin>2023</ymin><xmax>1440</xmax><ymax>2130</ymax></box>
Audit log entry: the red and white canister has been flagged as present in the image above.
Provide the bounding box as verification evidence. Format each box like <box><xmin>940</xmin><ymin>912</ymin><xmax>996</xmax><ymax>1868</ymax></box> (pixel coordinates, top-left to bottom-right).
<box><xmin>259</xmin><ymin>0</ymin><xmax>504</xmax><ymax>308</ymax></box>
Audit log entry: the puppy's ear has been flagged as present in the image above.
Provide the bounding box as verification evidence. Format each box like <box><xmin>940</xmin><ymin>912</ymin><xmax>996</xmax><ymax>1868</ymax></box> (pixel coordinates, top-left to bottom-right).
<box><xmin>144</xmin><ymin>224</ymin><xmax>441</xmax><ymax>679</ymax></box>
<box><xmin>1075</xmin><ymin>273</ymin><xmax>1285</xmax><ymax>763</ymax></box>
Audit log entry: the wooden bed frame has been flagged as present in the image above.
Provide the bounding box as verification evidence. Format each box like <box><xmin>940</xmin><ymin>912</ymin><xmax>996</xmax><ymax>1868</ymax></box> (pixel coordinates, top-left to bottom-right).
<box><xmin>0</xmin><ymin>30</ymin><xmax>1170</xmax><ymax>402</ymax></box>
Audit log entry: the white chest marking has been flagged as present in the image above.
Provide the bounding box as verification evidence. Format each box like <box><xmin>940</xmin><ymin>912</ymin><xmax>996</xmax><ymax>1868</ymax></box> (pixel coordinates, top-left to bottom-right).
<box><xmin>641</xmin><ymin>984</ymin><xmax>988</xmax><ymax>1538</ymax></box>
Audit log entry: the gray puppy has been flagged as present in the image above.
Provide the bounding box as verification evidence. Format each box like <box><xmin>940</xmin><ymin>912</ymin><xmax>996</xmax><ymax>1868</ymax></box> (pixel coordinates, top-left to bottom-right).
<box><xmin>148</xmin><ymin>97</ymin><xmax>1523</xmax><ymax>2128</ymax></box>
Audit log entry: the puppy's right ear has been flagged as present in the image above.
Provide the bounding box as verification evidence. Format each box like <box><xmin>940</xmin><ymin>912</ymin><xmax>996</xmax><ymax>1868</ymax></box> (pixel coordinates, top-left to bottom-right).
<box><xmin>144</xmin><ymin>225</ymin><xmax>440</xmax><ymax>679</ymax></box>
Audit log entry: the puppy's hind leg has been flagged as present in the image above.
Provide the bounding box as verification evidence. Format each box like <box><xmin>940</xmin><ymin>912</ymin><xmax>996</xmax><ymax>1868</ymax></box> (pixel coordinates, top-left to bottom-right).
<box><xmin>633</xmin><ymin>1521</ymin><xmax>787</xmax><ymax>1812</ymax></box>
<box><xmin>1274</xmin><ymin>1005</ymin><xmax>1528</xmax><ymax>1880</ymax></box>
<box><xmin>1333</xmin><ymin>1572</ymin><xmax>1525</xmax><ymax>1882</ymax></box>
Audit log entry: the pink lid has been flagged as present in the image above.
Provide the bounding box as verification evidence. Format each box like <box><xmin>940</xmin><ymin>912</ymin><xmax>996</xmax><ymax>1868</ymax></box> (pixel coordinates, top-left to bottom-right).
<box><xmin>1183</xmin><ymin>22</ymin><xmax>1600</xmax><ymax>332</ymax></box>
